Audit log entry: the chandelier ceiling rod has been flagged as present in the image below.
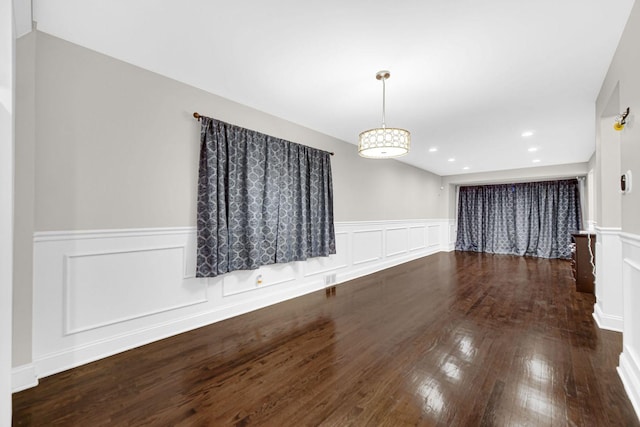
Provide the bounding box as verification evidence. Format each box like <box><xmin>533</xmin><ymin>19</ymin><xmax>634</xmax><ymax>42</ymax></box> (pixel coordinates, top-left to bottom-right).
<box><xmin>358</xmin><ymin>70</ymin><xmax>410</xmax><ymax>159</ymax></box>
<box><xmin>379</xmin><ymin>71</ymin><xmax>388</xmax><ymax>128</ymax></box>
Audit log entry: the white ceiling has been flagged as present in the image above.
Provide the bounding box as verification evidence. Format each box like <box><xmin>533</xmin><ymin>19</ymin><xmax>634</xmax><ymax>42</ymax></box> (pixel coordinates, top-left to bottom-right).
<box><xmin>24</xmin><ymin>0</ymin><xmax>635</xmax><ymax>176</ymax></box>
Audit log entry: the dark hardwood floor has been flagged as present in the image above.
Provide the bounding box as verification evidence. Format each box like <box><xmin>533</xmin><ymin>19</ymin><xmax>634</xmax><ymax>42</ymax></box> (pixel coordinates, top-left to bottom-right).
<box><xmin>13</xmin><ymin>251</ymin><xmax>640</xmax><ymax>426</ymax></box>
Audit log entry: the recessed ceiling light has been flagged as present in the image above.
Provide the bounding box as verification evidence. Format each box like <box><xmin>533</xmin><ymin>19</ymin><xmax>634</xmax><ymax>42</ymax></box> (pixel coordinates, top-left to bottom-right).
<box><xmin>521</xmin><ymin>130</ymin><xmax>534</xmax><ymax>137</ymax></box>
<box><xmin>463</xmin><ymin>166</ymin><xmax>470</xmax><ymax>170</ymax></box>
<box><xmin>532</xmin><ymin>159</ymin><xmax>541</xmax><ymax>163</ymax></box>
<box><xmin>528</xmin><ymin>147</ymin><xmax>538</xmax><ymax>152</ymax></box>
<box><xmin>429</xmin><ymin>147</ymin><xmax>438</xmax><ymax>152</ymax></box>
<box><xmin>448</xmin><ymin>158</ymin><xmax>455</xmax><ymax>162</ymax></box>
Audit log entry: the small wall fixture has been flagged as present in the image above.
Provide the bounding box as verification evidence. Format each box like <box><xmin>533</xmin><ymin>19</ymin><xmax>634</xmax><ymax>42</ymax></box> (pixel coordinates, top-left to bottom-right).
<box><xmin>614</xmin><ymin>107</ymin><xmax>630</xmax><ymax>131</ymax></box>
<box><xmin>358</xmin><ymin>71</ymin><xmax>410</xmax><ymax>158</ymax></box>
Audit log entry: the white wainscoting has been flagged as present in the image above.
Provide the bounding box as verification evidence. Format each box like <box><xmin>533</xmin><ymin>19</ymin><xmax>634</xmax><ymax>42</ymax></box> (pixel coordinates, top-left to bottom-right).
<box><xmin>619</xmin><ymin>231</ymin><xmax>640</xmax><ymax>420</ymax></box>
<box><xmin>448</xmin><ymin>222</ymin><xmax>457</xmax><ymax>251</ymax></box>
<box><xmin>593</xmin><ymin>227</ymin><xmax>624</xmax><ymax>332</ymax></box>
<box><xmin>19</xmin><ymin>219</ymin><xmax>455</xmax><ymax>391</ymax></box>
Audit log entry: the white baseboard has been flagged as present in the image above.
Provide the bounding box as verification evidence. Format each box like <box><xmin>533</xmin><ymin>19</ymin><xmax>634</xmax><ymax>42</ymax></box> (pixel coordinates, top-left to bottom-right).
<box><xmin>619</xmin><ymin>349</ymin><xmax>640</xmax><ymax>423</ymax></box>
<box><xmin>592</xmin><ymin>303</ymin><xmax>624</xmax><ymax>332</ymax></box>
<box><xmin>12</xmin><ymin>364</ymin><xmax>38</xmax><ymax>393</ymax></box>
<box><xmin>28</xmin><ymin>219</ymin><xmax>457</xmax><ymax>388</ymax></box>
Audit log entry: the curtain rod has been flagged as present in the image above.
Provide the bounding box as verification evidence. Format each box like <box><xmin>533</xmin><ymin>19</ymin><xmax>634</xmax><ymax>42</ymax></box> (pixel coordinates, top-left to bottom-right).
<box><xmin>193</xmin><ymin>112</ymin><xmax>334</xmax><ymax>156</ymax></box>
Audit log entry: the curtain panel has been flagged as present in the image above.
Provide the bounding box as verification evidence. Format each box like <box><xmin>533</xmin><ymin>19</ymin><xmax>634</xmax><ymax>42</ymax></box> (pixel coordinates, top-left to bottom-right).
<box><xmin>455</xmin><ymin>179</ymin><xmax>582</xmax><ymax>259</ymax></box>
<box><xmin>197</xmin><ymin>117</ymin><xmax>336</xmax><ymax>277</ymax></box>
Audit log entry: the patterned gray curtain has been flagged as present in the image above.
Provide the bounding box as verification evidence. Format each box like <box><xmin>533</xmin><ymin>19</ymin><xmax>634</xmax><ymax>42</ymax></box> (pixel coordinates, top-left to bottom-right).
<box><xmin>197</xmin><ymin>117</ymin><xmax>336</xmax><ymax>277</ymax></box>
<box><xmin>455</xmin><ymin>179</ymin><xmax>582</xmax><ymax>259</ymax></box>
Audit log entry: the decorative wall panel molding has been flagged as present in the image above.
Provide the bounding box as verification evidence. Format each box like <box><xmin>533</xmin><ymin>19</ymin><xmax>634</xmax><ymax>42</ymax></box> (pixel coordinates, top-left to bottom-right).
<box><xmin>427</xmin><ymin>225</ymin><xmax>440</xmax><ymax>248</ymax></box>
<box><xmin>619</xmin><ymin>231</ymin><xmax>640</xmax><ymax>420</ymax></box>
<box><xmin>63</xmin><ymin>246</ymin><xmax>206</xmax><ymax>335</ymax></box>
<box><xmin>593</xmin><ymin>227</ymin><xmax>623</xmax><ymax>332</ymax></box>
<box><xmin>222</xmin><ymin>263</ymin><xmax>298</xmax><ymax>297</ymax></box>
<box><xmin>386</xmin><ymin>227</ymin><xmax>409</xmax><ymax>257</ymax></box>
<box><xmin>352</xmin><ymin>229</ymin><xmax>383</xmax><ymax>265</ymax></box>
<box><xmin>449</xmin><ymin>223</ymin><xmax>457</xmax><ymax>250</ymax></box>
<box><xmin>29</xmin><ymin>219</ymin><xmax>455</xmax><ymax>387</ymax></box>
<box><xmin>303</xmin><ymin>232</ymin><xmax>349</xmax><ymax>277</ymax></box>
<box><xmin>409</xmin><ymin>226</ymin><xmax>426</xmax><ymax>251</ymax></box>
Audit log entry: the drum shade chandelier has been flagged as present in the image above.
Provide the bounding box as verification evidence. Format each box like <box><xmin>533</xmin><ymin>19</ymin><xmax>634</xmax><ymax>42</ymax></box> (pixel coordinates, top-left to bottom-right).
<box><xmin>358</xmin><ymin>70</ymin><xmax>410</xmax><ymax>158</ymax></box>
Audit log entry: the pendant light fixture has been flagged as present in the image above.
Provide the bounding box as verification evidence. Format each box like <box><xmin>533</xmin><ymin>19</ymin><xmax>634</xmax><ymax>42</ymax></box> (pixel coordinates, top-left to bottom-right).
<box><xmin>358</xmin><ymin>70</ymin><xmax>410</xmax><ymax>158</ymax></box>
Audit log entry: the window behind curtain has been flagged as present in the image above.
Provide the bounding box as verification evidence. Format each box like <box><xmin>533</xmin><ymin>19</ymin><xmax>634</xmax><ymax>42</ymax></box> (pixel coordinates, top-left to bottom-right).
<box><xmin>196</xmin><ymin>117</ymin><xmax>336</xmax><ymax>277</ymax></box>
<box><xmin>455</xmin><ymin>179</ymin><xmax>582</xmax><ymax>259</ymax></box>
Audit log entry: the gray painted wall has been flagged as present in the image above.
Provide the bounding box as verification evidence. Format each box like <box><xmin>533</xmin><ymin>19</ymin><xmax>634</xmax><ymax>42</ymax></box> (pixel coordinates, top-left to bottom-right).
<box><xmin>596</xmin><ymin>1</ymin><xmax>640</xmax><ymax>234</ymax></box>
<box><xmin>32</xmin><ymin>32</ymin><xmax>442</xmax><ymax>231</ymax></box>
<box><xmin>13</xmin><ymin>31</ymin><xmax>443</xmax><ymax>366</ymax></box>
<box><xmin>595</xmin><ymin>108</ymin><xmax>622</xmax><ymax>228</ymax></box>
<box><xmin>13</xmin><ymin>31</ymin><xmax>35</xmax><ymax>366</ymax></box>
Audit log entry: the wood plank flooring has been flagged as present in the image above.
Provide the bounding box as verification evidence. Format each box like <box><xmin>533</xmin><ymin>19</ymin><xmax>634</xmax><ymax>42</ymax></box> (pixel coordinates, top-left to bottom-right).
<box><xmin>13</xmin><ymin>251</ymin><xmax>640</xmax><ymax>426</ymax></box>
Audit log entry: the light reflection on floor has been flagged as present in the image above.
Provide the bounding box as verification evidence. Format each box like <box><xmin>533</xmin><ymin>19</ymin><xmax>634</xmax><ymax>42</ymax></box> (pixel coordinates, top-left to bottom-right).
<box><xmin>416</xmin><ymin>375</ymin><xmax>445</xmax><ymax>415</ymax></box>
<box><xmin>458</xmin><ymin>335</ymin><xmax>476</xmax><ymax>362</ymax></box>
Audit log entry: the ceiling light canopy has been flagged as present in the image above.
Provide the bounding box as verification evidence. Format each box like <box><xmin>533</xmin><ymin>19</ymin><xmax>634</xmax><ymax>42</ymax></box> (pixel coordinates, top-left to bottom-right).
<box><xmin>358</xmin><ymin>71</ymin><xmax>410</xmax><ymax>159</ymax></box>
